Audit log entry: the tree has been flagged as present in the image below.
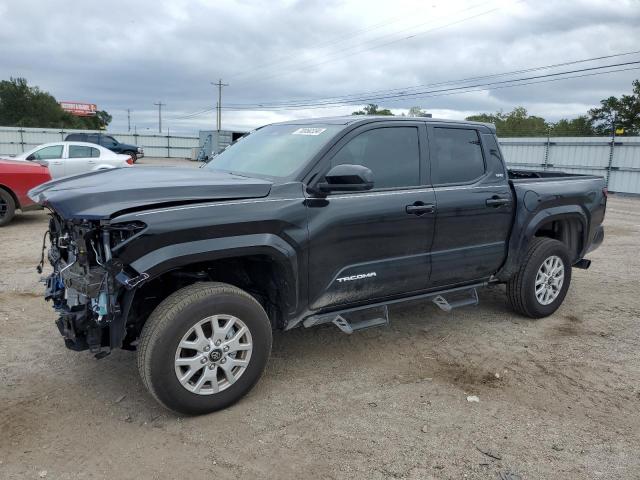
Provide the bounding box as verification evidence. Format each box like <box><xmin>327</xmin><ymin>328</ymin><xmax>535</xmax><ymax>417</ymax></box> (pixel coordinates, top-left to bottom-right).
<box><xmin>466</xmin><ymin>107</ymin><xmax>547</xmax><ymax>137</ymax></box>
<box><xmin>0</xmin><ymin>77</ymin><xmax>111</xmax><ymax>129</ymax></box>
<box><xmin>550</xmin><ymin>116</ymin><xmax>594</xmax><ymax>136</ymax></box>
<box><xmin>407</xmin><ymin>106</ymin><xmax>431</xmax><ymax>117</ymax></box>
<box><xmin>588</xmin><ymin>80</ymin><xmax>640</xmax><ymax>135</ymax></box>
<box><xmin>352</xmin><ymin>104</ymin><xmax>394</xmax><ymax>116</ymax></box>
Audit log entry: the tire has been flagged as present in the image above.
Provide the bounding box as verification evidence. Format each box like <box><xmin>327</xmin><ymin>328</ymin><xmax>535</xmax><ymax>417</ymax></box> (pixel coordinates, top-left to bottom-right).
<box><xmin>125</xmin><ymin>151</ymin><xmax>138</xmax><ymax>163</ymax></box>
<box><xmin>0</xmin><ymin>188</ymin><xmax>16</xmax><ymax>227</ymax></box>
<box><xmin>507</xmin><ymin>237</ymin><xmax>572</xmax><ymax>318</ymax></box>
<box><xmin>137</xmin><ymin>282</ymin><xmax>272</xmax><ymax>415</ymax></box>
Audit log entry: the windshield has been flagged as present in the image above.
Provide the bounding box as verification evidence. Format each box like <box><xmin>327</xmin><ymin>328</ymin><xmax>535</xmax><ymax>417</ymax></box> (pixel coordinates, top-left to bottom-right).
<box><xmin>205</xmin><ymin>124</ymin><xmax>342</xmax><ymax>178</ymax></box>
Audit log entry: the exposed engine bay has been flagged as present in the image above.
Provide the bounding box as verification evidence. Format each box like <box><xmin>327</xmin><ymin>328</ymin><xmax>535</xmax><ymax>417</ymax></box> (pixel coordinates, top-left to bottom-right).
<box><xmin>44</xmin><ymin>213</ymin><xmax>145</xmax><ymax>355</ymax></box>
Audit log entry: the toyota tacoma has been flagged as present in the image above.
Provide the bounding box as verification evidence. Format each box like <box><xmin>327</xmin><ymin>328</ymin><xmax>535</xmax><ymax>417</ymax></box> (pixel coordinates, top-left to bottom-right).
<box><xmin>29</xmin><ymin>116</ymin><xmax>606</xmax><ymax>415</ymax></box>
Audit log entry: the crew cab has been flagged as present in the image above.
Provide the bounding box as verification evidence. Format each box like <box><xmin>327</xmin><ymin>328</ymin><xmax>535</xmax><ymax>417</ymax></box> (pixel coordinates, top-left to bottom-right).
<box><xmin>29</xmin><ymin>116</ymin><xmax>606</xmax><ymax>414</ymax></box>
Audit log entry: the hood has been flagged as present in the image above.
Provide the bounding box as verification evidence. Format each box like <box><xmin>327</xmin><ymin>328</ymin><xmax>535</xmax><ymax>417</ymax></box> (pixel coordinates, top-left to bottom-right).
<box><xmin>28</xmin><ymin>166</ymin><xmax>272</xmax><ymax>220</ymax></box>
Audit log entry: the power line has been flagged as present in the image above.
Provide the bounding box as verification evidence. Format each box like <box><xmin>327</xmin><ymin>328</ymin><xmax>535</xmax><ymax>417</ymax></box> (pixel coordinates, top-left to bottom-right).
<box><xmin>227</xmin><ymin>49</ymin><xmax>640</xmax><ymax>108</ymax></box>
<box><xmin>229</xmin><ymin>0</ymin><xmax>492</xmax><ymax>83</ymax></box>
<box><xmin>221</xmin><ymin>62</ymin><xmax>640</xmax><ymax>111</ymax></box>
<box><xmin>235</xmin><ymin>3</ymin><xmax>504</xmax><ymax>87</ymax></box>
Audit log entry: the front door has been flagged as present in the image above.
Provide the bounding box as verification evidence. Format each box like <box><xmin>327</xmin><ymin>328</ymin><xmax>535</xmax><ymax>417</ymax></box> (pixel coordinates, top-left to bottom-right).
<box><xmin>306</xmin><ymin>123</ymin><xmax>435</xmax><ymax>311</ymax></box>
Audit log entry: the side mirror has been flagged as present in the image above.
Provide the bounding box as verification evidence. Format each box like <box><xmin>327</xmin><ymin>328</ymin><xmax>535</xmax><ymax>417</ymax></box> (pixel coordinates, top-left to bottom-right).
<box><xmin>316</xmin><ymin>164</ymin><xmax>374</xmax><ymax>193</ymax></box>
<box><xmin>35</xmin><ymin>159</ymin><xmax>49</xmax><ymax>167</ymax></box>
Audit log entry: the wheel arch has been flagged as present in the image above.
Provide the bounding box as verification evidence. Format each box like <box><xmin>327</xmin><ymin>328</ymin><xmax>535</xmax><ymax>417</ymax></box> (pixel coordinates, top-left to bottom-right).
<box><xmin>0</xmin><ymin>184</ymin><xmax>20</xmax><ymax>209</ymax></box>
<box><xmin>497</xmin><ymin>206</ymin><xmax>589</xmax><ymax>281</ymax></box>
<box><xmin>114</xmin><ymin>235</ymin><xmax>299</xmax><ymax>347</ymax></box>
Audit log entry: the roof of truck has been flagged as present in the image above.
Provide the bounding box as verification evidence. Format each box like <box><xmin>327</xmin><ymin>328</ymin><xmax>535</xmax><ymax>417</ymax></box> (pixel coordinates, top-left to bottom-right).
<box><xmin>271</xmin><ymin>115</ymin><xmax>496</xmax><ymax>131</ymax></box>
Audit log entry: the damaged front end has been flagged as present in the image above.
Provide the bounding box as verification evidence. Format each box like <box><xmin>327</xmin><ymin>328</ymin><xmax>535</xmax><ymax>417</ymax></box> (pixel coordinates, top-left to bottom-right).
<box><xmin>44</xmin><ymin>213</ymin><xmax>147</xmax><ymax>357</ymax></box>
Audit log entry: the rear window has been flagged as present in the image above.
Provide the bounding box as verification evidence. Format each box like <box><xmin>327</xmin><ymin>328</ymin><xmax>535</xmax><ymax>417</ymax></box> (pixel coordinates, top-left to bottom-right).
<box><xmin>432</xmin><ymin>128</ymin><xmax>485</xmax><ymax>184</ymax></box>
<box><xmin>69</xmin><ymin>145</ymin><xmax>100</xmax><ymax>158</ymax></box>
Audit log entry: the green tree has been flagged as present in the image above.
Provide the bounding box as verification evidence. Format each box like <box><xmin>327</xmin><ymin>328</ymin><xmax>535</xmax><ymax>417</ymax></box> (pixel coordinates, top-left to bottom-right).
<box><xmin>352</xmin><ymin>103</ymin><xmax>394</xmax><ymax>116</ymax></box>
<box><xmin>407</xmin><ymin>106</ymin><xmax>431</xmax><ymax>117</ymax></box>
<box><xmin>0</xmin><ymin>77</ymin><xmax>111</xmax><ymax>129</ymax></box>
<box><xmin>588</xmin><ymin>79</ymin><xmax>640</xmax><ymax>135</ymax></box>
<box><xmin>550</xmin><ymin>116</ymin><xmax>594</xmax><ymax>136</ymax></box>
<box><xmin>467</xmin><ymin>107</ymin><xmax>548</xmax><ymax>137</ymax></box>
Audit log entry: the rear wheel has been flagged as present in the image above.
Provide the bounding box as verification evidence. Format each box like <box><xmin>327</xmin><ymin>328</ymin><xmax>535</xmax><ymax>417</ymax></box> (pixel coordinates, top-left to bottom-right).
<box><xmin>0</xmin><ymin>188</ymin><xmax>16</xmax><ymax>227</ymax></box>
<box><xmin>137</xmin><ymin>282</ymin><xmax>272</xmax><ymax>415</ymax></box>
<box><xmin>507</xmin><ymin>237</ymin><xmax>572</xmax><ymax>318</ymax></box>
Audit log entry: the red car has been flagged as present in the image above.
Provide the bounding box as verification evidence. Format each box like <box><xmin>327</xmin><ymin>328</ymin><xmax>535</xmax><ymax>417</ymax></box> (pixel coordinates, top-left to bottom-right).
<box><xmin>0</xmin><ymin>159</ymin><xmax>52</xmax><ymax>226</ymax></box>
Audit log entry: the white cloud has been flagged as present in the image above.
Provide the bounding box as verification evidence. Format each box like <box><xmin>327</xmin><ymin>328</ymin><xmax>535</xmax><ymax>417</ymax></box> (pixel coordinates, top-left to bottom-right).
<box><xmin>0</xmin><ymin>0</ymin><xmax>638</xmax><ymax>133</ymax></box>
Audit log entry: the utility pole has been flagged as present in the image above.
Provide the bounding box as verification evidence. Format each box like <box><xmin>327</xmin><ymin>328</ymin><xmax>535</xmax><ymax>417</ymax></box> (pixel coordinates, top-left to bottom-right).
<box><xmin>211</xmin><ymin>79</ymin><xmax>228</xmax><ymax>131</ymax></box>
<box><xmin>127</xmin><ymin>109</ymin><xmax>131</xmax><ymax>132</ymax></box>
<box><xmin>153</xmin><ymin>101</ymin><xmax>165</xmax><ymax>133</ymax></box>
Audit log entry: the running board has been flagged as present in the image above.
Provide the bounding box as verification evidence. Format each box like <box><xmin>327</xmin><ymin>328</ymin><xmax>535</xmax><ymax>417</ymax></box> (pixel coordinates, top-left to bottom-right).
<box><xmin>302</xmin><ymin>283</ymin><xmax>484</xmax><ymax>334</ymax></box>
<box><xmin>432</xmin><ymin>288</ymin><xmax>479</xmax><ymax>312</ymax></box>
<box><xmin>304</xmin><ymin>305</ymin><xmax>389</xmax><ymax>334</ymax></box>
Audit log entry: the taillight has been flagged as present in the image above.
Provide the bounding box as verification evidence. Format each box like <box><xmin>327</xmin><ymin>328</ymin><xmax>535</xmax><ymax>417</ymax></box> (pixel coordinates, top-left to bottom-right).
<box><xmin>126</xmin><ymin>157</ymin><xmax>134</xmax><ymax>165</ymax></box>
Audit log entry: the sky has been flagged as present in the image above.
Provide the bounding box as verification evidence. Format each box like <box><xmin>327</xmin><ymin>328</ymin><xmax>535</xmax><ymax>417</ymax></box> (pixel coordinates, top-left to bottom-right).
<box><xmin>1</xmin><ymin>0</ymin><xmax>639</xmax><ymax>134</ymax></box>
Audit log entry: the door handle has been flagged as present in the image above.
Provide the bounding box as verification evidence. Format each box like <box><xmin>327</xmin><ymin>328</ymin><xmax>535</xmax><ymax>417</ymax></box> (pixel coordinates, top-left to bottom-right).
<box><xmin>52</xmin><ymin>161</ymin><xmax>63</xmax><ymax>165</ymax></box>
<box><xmin>486</xmin><ymin>196</ymin><xmax>512</xmax><ymax>207</ymax></box>
<box><xmin>406</xmin><ymin>202</ymin><xmax>435</xmax><ymax>215</ymax></box>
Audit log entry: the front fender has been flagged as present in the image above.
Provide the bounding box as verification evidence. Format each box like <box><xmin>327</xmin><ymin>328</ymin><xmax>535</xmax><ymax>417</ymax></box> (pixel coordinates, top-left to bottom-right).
<box><xmin>129</xmin><ymin>233</ymin><xmax>299</xmax><ymax>311</ymax></box>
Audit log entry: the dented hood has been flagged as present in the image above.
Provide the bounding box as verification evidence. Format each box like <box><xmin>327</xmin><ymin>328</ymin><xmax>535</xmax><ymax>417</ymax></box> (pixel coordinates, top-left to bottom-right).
<box><xmin>28</xmin><ymin>166</ymin><xmax>273</xmax><ymax>220</ymax></box>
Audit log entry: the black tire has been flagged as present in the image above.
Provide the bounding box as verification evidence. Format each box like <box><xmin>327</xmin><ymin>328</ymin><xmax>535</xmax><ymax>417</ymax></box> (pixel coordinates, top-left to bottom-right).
<box><xmin>507</xmin><ymin>237</ymin><xmax>572</xmax><ymax>318</ymax></box>
<box><xmin>0</xmin><ymin>188</ymin><xmax>16</xmax><ymax>227</ymax></box>
<box><xmin>125</xmin><ymin>151</ymin><xmax>138</xmax><ymax>163</ymax></box>
<box><xmin>137</xmin><ymin>282</ymin><xmax>272</xmax><ymax>415</ymax></box>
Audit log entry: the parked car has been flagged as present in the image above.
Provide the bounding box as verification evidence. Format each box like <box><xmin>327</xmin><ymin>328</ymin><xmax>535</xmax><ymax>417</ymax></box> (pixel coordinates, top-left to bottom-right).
<box><xmin>64</xmin><ymin>133</ymin><xmax>144</xmax><ymax>162</ymax></box>
<box><xmin>29</xmin><ymin>116</ymin><xmax>606</xmax><ymax>415</ymax></box>
<box><xmin>0</xmin><ymin>158</ymin><xmax>51</xmax><ymax>226</ymax></box>
<box><xmin>10</xmin><ymin>142</ymin><xmax>133</xmax><ymax>178</ymax></box>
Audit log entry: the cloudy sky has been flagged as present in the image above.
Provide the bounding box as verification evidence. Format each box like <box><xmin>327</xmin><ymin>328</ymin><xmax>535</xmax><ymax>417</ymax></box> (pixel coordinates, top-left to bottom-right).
<box><xmin>1</xmin><ymin>0</ymin><xmax>639</xmax><ymax>134</ymax></box>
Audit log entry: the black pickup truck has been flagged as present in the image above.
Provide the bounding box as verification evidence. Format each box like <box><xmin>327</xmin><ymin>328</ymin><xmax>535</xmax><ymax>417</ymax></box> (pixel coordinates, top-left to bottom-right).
<box><xmin>29</xmin><ymin>116</ymin><xmax>606</xmax><ymax>414</ymax></box>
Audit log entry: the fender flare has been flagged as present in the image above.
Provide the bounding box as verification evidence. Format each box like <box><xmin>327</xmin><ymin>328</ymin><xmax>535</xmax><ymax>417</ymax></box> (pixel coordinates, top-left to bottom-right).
<box><xmin>497</xmin><ymin>206</ymin><xmax>589</xmax><ymax>281</ymax></box>
<box><xmin>129</xmin><ymin>233</ymin><xmax>299</xmax><ymax>311</ymax></box>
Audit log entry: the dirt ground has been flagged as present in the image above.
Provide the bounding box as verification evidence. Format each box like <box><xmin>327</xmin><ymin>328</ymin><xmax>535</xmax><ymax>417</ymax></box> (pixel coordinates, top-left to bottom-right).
<box><xmin>1</xmin><ymin>165</ymin><xmax>639</xmax><ymax>479</ymax></box>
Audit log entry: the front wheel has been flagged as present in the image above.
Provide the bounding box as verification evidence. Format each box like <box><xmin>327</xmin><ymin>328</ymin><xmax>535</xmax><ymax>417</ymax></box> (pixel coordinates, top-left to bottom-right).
<box><xmin>507</xmin><ymin>237</ymin><xmax>572</xmax><ymax>318</ymax></box>
<box><xmin>137</xmin><ymin>282</ymin><xmax>272</xmax><ymax>415</ymax></box>
<box><xmin>125</xmin><ymin>151</ymin><xmax>138</xmax><ymax>163</ymax></box>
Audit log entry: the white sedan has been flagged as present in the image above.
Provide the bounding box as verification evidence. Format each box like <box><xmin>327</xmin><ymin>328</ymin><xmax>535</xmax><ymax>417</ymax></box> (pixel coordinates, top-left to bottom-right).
<box><xmin>12</xmin><ymin>142</ymin><xmax>133</xmax><ymax>178</ymax></box>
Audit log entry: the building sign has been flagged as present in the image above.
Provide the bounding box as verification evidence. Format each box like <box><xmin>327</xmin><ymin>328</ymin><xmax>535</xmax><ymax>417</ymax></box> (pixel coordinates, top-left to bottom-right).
<box><xmin>59</xmin><ymin>102</ymin><xmax>97</xmax><ymax>117</ymax></box>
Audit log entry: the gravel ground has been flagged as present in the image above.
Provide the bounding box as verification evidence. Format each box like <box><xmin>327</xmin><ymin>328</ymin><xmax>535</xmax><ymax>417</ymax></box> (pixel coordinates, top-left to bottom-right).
<box><xmin>1</xmin><ymin>170</ymin><xmax>639</xmax><ymax>479</ymax></box>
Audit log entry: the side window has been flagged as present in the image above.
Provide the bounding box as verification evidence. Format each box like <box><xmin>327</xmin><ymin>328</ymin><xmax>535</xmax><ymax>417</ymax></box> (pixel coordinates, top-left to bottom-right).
<box><xmin>330</xmin><ymin>127</ymin><xmax>420</xmax><ymax>189</ymax></box>
<box><xmin>86</xmin><ymin>134</ymin><xmax>99</xmax><ymax>143</ymax></box>
<box><xmin>432</xmin><ymin>128</ymin><xmax>485</xmax><ymax>184</ymax></box>
<box><xmin>69</xmin><ymin>145</ymin><xmax>100</xmax><ymax>158</ymax></box>
<box><xmin>33</xmin><ymin>145</ymin><xmax>63</xmax><ymax>160</ymax></box>
<box><xmin>102</xmin><ymin>136</ymin><xmax>118</xmax><ymax>148</ymax></box>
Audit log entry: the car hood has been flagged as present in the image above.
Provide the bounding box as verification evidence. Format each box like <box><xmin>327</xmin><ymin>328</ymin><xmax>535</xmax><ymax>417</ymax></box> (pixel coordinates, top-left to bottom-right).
<box><xmin>28</xmin><ymin>166</ymin><xmax>273</xmax><ymax>220</ymax></box>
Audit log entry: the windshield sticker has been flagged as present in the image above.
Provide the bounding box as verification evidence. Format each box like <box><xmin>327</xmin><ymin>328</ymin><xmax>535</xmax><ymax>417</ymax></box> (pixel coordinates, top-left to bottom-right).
<box><xmin>292</xmin><ymin>127</ymin><xmax>327</xmax><ymax>136</ymax></box>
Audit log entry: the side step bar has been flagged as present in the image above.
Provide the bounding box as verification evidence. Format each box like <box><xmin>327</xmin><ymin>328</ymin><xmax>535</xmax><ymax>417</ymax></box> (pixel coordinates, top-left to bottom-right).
<box><xmin>432</xmin><ymin>289</ymin><xmax>479</xmax><ymax>312</ymax></box>
<box><xmin>303</xmin><ymin>284</ymin><xmax>482</xmax><ymax>334</ymax></box>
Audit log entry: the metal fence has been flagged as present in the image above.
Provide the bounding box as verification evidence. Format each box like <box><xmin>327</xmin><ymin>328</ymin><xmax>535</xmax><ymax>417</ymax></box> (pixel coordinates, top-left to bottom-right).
<box><xmin>499</xmin><ymin>136</ymin><xmax>640</xmax><ymax>194</ymax></box>
<box><xmin>1</xmin><ymin>126</ymin><xmax>639</xmax><ymax>194</ymax></box>
<box><xmin>0</xmin><ymin>127</ymin><xmax>199</xmax><ymax>159</ymax></box>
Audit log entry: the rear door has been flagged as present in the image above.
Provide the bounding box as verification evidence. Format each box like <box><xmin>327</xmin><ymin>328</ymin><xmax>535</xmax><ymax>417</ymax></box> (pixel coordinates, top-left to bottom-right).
<box><xmin>427</xmin><ymin>125</ymin><xmax>513</xmax><ymax>286</ymax></box>
<box><xmin>305</xmin><ymin>122</ymin><xmax>436</xmax><ymax>310</ymax></box>
<box><xmin>66</xmin><ymin>144</ymin><xmax>101</xmax><ymax>175</ymax></box>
